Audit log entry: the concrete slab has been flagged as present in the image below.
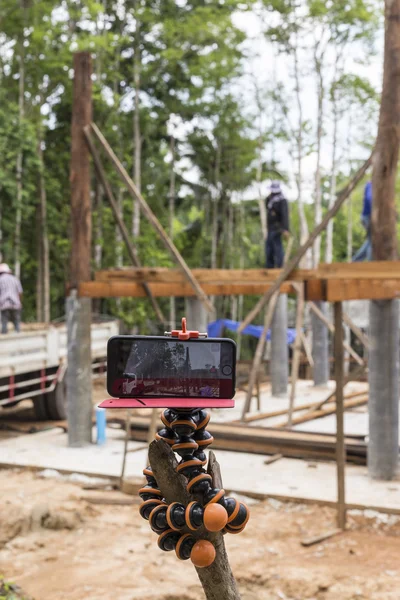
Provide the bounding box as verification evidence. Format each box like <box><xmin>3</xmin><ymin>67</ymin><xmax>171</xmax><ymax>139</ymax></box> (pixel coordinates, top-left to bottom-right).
<box><xmin>1</xmin><ymin>426</ymin><xmax>400</xmax><ymax>514</ymax></box>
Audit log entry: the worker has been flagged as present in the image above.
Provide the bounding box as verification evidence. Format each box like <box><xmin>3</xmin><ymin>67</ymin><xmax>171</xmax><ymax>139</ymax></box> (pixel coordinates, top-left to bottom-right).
<box><xmin>352</xmin><ymin>181</ymin><xmax>372</xmax><ymax>262</ymax></box>
<box><xmin>265</xmin><ymin>181</ymin><xmax>290</xmax><ymax>268</ymax></box>
<box><xmin>0</xmin><ymin>263</ymin><xmax>23</xmax><ymax>334</ymax></box>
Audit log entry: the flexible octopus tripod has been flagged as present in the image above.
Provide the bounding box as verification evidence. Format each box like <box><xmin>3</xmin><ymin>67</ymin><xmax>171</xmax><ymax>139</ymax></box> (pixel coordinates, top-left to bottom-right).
<box><xmin>138</xmin><ymin>319</ymin><xmax>250</xmax><ymax>568</ymax></box>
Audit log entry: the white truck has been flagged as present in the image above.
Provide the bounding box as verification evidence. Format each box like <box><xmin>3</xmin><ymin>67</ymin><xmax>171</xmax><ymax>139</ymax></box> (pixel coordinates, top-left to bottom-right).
<box><xmin>0</xmin><ymin>319</ymin><xmax>119</xmax><ymax>420</ymax></box>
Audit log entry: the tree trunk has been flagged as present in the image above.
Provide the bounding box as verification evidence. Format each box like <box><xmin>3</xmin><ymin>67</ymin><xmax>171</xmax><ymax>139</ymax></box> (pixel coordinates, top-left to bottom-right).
<box><xmin>347</xmin><ymin>195</ymin><xmax>353</xmax><ymax>262</ymax></box>
<box><xmin>325</xmin><ymin>97</ymin><xmax>338</xmax><ymax>264</ymax></box>
<box><xmin>257</xmin><ymin>134</ymin><xmax>267</xmax><ymax>250</ymax></box>
<box><xmin>236</xmin><ymin>199</ymin><xmax>245</xmax><ymax>360</ymax></box>
<box><xmin>37</xmin><ymin>138</ymin><xmax>50</xmax><ymax>323</ymax></box>
<box><xmin>293</xmin><ymin>36</ymin><xmax>310</xmax><ymax>268</ymax></box>
<box><xmin>132</xmin><ymin>1</ymin><xmax>141</xmax><ymax>248</ymax></box>
<box><xmin>15</xmin><ymin>19</ymin><xmax>25</xmax><ymax>280</ymax></box>
<box><xmin>169</xmin><ymin>135</ymin><xmax>176</xmax><ymax>329</ymax></box>
<box><xmin>311</xmin><ymin>43</ymin><xmax>328</xmax><ymax>385</ymax></box>
<box><xmin>325</xmin><ymin>50</ymin><xmax>341</xmax><ymax>264</ymax></box>
<box><xmin>211</xmin><ymin>144</ymin><xmax>221</xmax><ymax>271</ymax></box>
<box><xmin>368</xmin><ymin>0</ymin><xmax>400</xmax><ymax>480</ymax></box>
<box><xmin>36</xmin><ymin>203</ymin><xmax>43</xmax><ymax>322</ymax></box>
<box><xmin>313</xmin><ymin>44</ymin><xmax>324</xmax><ymax>268</ymax></box>
<box><xmin>93</xmin><ymin>179</ymin><xmax>103</xmax><ymax>314</ymax></box>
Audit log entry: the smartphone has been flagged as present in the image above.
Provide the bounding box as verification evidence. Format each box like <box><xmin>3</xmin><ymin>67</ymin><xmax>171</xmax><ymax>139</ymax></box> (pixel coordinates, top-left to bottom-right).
<box><xmin>107</xmin><ymin>336</ymin><xmax>236</xmax><ymax>400</ymax></box>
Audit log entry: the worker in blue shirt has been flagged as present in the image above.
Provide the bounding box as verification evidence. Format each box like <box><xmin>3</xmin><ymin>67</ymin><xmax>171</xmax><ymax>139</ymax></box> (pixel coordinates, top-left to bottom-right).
<box><xmin>352</xmin><ymin>181</ymin><xmax>372</xmax><ymax>262</ymax></box>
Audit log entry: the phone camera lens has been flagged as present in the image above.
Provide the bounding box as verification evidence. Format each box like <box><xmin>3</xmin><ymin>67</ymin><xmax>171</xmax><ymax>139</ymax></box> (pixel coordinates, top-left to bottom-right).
<box><xmin>222</xmin><ymin>365</ymin><xmax>232</xmax><ymax>376</ymax></box>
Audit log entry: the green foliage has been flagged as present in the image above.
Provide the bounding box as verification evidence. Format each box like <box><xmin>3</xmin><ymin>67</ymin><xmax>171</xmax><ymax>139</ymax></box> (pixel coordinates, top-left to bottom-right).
<box><xmin>0</xmin><ymin>0</ymin><xmax>390</xmax><ymax>351</ymax></box>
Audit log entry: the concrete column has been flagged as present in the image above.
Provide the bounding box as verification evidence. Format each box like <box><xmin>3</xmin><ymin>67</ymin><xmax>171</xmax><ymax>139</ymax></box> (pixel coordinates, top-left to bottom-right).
<box><xmin>271</xmin><ymin>294</ymin><xmax>288</xmax><ymax>396</ymax></box>
<box><xmin>368</xmin><ymin>299</ymin><xmax>399</xmax><ymax>480</ymax></box>
<box><xmin>312</xmin><ymin>302</ymin><xmax>329</xmax><ymax>386</ymax></box>
<box><xmin>185</xmin><ymin>297</ymin><xmax>208</xmax><ymax>333</ymax></box>
<box><xmin>67</xmin><ymin>292</ymin><xmax>92</xmax><ymax>446</ymax></box>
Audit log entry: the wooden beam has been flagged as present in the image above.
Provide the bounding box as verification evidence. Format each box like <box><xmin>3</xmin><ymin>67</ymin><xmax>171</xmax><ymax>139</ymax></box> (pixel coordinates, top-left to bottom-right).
<box><xmin>326</xmin><ymin>279</ymin><xmax>400</xmax><ymax>301</ymax></box>
<box><xmin>78</xmin><ymin>280</ymin><xmax>294</xmax><ymax>298</ymax></box>
<box><xmin>309</xmin><ymin>302</ymin><xmax>364</xmax><ymax>366</ymax></box>
<box><xmin>94</xmin><ymin>267</ymin><xmax>314</xmax><ymax>283</ymax></box>
<box><xmin>88</xmin><ymin>122</ymin><xmax>215</xmax><ymax>314</ymax></box>
<box><xmin>342</xmin><ymin>312</ymin><xmax>370</xmax><ymax>350</ymax></box>
<box><xmin>95</xmin><ymin>261</ymin><xmax>400</xmax><ymax>283</ymax></box>
<box><xmin>83</xmin><ymin>127</ymin><xmax>165</xmax><ymax>323</ymax></box>
<box><xmin>334</xmin><ymin>301</ymin><xmax>346</xmax><ymax>530</ymax></box>
<box><xmin>238</xmin><ymin>154</ymin><xmax>374</xmax><ymax>332</ymax></box>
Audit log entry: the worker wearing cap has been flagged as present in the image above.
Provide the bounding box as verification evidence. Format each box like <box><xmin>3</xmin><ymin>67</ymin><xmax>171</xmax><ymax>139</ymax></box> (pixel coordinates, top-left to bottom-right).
<box><xmin>265</xmin><ymin>181</ymin><xmax>290</xmax><ymax>268</ymax></box>
<box><xmin>0</xmin><ymin>264</ymin><xmax>23</xmax><ymax>334</ymax></box>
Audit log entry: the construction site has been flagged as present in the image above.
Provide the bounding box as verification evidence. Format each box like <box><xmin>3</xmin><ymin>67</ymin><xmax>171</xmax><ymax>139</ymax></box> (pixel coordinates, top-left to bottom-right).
<box><xmin>1</xmin><ymin>1</ymin><xmax>400</xmax><ymax>599</ymax></box>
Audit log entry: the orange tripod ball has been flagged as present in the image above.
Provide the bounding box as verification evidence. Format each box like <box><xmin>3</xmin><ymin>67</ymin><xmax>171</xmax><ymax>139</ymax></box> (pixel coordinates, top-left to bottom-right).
<box><xmin>190</xmin><ymin>540</ymin><xmax>216</xmax><ymax>568</ymax></box>
<box><xmin>203</xmin><ymin>503</ymin><xmax>228</xmax><ymax>532</ymax></box>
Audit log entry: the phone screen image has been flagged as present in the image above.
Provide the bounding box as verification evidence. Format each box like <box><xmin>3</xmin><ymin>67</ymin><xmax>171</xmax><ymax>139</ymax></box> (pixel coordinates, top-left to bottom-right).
<box><xmin>107</xmin><ymin>336</ymin><xmax>236</xmax><ymax>400</ymax></box>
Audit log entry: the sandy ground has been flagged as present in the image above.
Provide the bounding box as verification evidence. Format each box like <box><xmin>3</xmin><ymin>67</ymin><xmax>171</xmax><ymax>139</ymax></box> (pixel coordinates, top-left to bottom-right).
<box><xmin>1</xmin><ymin>469</ymin><xmax>400</xmax><ymax>600</ymax></box>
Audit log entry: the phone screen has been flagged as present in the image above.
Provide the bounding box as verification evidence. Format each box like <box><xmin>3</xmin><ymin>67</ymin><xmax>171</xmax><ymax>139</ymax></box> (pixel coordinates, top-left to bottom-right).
<box><xmin>107</xmin><ymin>336</ymin><xmax>236</xmax><ymax>399</ymax></box>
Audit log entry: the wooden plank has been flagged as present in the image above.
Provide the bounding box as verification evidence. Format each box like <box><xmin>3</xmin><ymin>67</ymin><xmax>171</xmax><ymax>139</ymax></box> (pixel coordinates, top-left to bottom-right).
<box><xmin>238</xmin><ymin>154</ymin><xmax>374</xmax><ymax>332</ymax></box>
<box><xmin>264</xmin><ymin>453</ymin><xmax>283</xmax><ymax>465</ymax></box>
<box><xmin>249</xmin><ymin>389</ymin><xmax>365</xmax><ymax>426</ymax></box>
<box><xmin>78</xmin><ymin>280</ymin><xmax>294</xmax><ymax>298</ymax></box>
<box><xmin>301</xmin><ymin>529</ymin><xmax>342</xmax><ymax>547</ymax></box>
<box><xmin>334</xmin><ymin>301</ymin><xmax>346</xmax><ymax>530</ymax></box>
<box><xmin>326</xmin><ymin>279</ymin><xmax>400</xmax><ymax>301</ymax></box>
<box><xmin>89</xmin><ymin>122</ymin><xmax>215</xmax><ymax>314</ymax></box>
<box><xmin>126</xmin><ymin>415</ymin><xmax>367</xmax><ymax>464</ymax></box>
<box><xmin>275</xmin><ymin>395</ymin><xmax>368</xmax><ymax>428</ymax></box>
<box><xmin>84</xmin><ymin>127</ymin><xmax>165</xmax><ymax>323</ymax></box>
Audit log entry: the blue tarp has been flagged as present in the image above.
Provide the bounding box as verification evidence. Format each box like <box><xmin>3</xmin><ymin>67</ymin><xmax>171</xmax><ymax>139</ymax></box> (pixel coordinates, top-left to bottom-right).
<box><xmin>208</xmin><ymin>319</ymin><xmax>297</xmax><ymax>345</ymax></box>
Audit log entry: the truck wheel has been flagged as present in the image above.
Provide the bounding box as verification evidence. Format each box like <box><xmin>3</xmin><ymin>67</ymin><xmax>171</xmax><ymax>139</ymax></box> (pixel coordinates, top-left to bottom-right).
<box><xmin>33</xmin><ymin>396</ymin><xmax>50</xmax><ymax>421</ymax></box>
<box><xmin>45</xmin><ymin>380</ymin><xmax>67</xmax><ymax>421</ymax></box>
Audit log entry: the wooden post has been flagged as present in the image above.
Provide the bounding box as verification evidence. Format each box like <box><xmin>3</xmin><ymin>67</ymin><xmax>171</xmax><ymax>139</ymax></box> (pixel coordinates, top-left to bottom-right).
<box><xmin>67</xmin><ymin>52</ymin><xmax>93</xmax><ymax>447</ymax></box>
<box><xmin>368</xmin><ymin>0</ymin><xmax>400</xmax><ymax>481</ymax></box>
<box><xmin>240</xmin><ymin>289</ymin><xmax>280</xmax><ymax>420</ymax></box>
<box><xmin>241</xmin><ymin>239</ymin><xmax>293</xmax><ymax>420</ymax></box>
<box><xmin>288</xmin><ymin>284</ymin><xmax>304</xmax><ymax>427</ymax></box>
<box><xmin>334</xmin><ymin>301</ymin><xmax>346</xmax><ymax>530</ymax></box>
<box><xmin>84</xmin><ymin>128</ymin><xmax>165</xmax><ymax>324</ymax></box>
<box><xmin>238</xmin><ymin>154</ymin><xmax>373</xmax><ymax>333</ymax></box>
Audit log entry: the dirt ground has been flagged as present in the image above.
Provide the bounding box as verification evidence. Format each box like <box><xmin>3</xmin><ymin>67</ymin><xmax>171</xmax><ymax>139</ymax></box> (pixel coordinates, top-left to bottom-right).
<box><xmin>1</xmin><ymin>469</ymin><xmax>400</xmax><ymax>600</ymax></box>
